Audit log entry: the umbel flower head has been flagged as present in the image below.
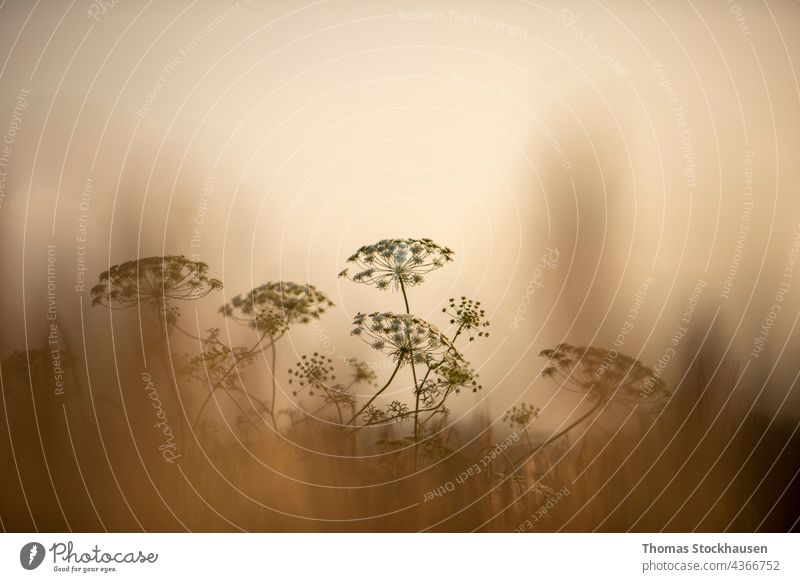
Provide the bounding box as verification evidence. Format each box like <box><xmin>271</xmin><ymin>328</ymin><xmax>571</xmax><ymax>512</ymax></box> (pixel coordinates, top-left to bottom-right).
<box><xmin>540</xmin><ymin>343</ymin><xmax>670</xmax><ymax>404</ymax></box>
<box><xmin>338</xmin><ymin>238</ymin><xmax>454</xmax><ymax>291</ymax></box>
<box><xmin>220</xmin><ymin>281</ymin><xmax>334</xmax><ymax>334</ymax></box>
<box><xmin>288</xmin><ymin>352</ymin><xmax>335</xmax><ymax>397</ymax></box>
<box><xmin>422</xmin><ymin>353</ymin><xmax>482</xmax><ymax>404</ymax></box>
<box><xmin>443</xmin><ymin>297</ymin><xmax>490</xmax><ymax>341</ymax></box>
<box><xmin>350</xmin><ymin>312</ymin><xmax>455</xmax><ymax>365</ymax></box>
<box><xmin>91</xmin><ymin>255</ymin><xmax>222</xmax><ymax>324</ymax></box>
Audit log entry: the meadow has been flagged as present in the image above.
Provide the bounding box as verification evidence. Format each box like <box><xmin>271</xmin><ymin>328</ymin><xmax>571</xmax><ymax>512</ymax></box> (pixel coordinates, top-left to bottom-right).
<box><xmin>2</xmin><ymin>239</ymin><xmax>798</xmax><ymax>532</ymax></box>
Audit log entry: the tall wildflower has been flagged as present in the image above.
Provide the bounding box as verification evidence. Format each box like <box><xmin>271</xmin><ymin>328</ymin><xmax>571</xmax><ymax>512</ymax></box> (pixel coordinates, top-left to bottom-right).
<box><xmin>201</xmin><ymin>281</ymin><xmax>336</xmax><ymax>430</ymax></box>
<box><xmin>338</xmin><ymin>237</ymin><xmax>490</xmax><ymax>469</ymax></box>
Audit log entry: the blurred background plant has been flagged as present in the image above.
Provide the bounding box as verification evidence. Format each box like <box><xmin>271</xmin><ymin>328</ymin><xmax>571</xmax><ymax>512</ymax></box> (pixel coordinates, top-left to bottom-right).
<box><xmin>2</xmin><ymin>249</ymin><xmax>794</xmax><ymax>533</ymax></box>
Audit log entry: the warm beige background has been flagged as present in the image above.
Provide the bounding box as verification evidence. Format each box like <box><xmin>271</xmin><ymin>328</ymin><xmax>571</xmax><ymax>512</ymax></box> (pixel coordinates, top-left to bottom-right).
<box><xmin>1</xmin><ymin>0</ymin><xmax>799</xmax><ymax>431</ymax></box>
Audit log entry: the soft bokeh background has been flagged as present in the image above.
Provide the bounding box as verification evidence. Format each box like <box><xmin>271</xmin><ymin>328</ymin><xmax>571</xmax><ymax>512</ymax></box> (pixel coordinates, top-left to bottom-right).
<box><xmin>1</xmin><ymin>0</ymin><xmax>799</xmax><ymax>531</ymax></box>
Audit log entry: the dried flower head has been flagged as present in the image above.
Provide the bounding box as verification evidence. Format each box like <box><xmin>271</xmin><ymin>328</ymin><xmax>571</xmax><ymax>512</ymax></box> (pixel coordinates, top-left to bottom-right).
<box><xmin>350</xmin><ymin>312</ymin><xmax>455</xmax><ymax>365</ymax></box>
<box><xmin>221</xmin><ymin>281</ymin><xmax>333</xmax><ymax>333</ymax></box>
<box><xmin>338</xmin><ymin>238</ymin><xmax>454</xmax><ymax>291</ymax></box>
<box><xmin>540</xmin><ymin>343</ymin><xmax>669</xmax><ymax>403</ymax></box>
<box><xmin>91</xmin><ymin>255</ymin><xmax>222</xmax><ymax>324</ymax></box>
<box><xmin>443</xmin><ymin>297</ymin><xmax>490</xmax><ymax>341</ymax></box>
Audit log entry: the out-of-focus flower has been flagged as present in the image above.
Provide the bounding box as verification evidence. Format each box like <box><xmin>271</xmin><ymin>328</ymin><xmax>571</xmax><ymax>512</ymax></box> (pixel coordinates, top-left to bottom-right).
<box><xmin>503</xmin><ymin>402</ymin><xmax>540</xmax><ymax>430</ymax></box>
<box><xmin>288</xmin><ymin>352</ymin><xmax>359</xmax><ymax>417</ymax></box>
<box><xmin>540</xmin><ymin>343</ymin><xmax>669</xmax><ymax>403</ymax></box>
<box><xmin>91</xmin><ymin>255</ymin><xmax>222</xmax><ymax>324</ymax></box>
<box><xmin>347</xmin><ymin>358</ymin><xmax>377</xmax><ymax>385</ymax></box>
<box><xmin>220</xmin><ymin>281</ymin><xmax>333</xmax><ymax>334</ymax></box>
<box><xmin>180</xmin><ymin>327</ymin><xmax>256</xmax><ymax>392</ymax></box>
<box><xmin>288</xmin><ymin>352</ymin><xmax>335</xmax><ymax>397</ymax></box>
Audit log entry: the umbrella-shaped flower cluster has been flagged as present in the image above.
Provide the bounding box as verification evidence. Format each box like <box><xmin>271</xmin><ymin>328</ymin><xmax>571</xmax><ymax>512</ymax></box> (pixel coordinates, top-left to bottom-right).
<box><xmin>91</xmin><ymin>255</ymin><xmax>222</xmax><ymax>324</ymax></box>
<box><xmin>428</xmin><ymin>353</ymin><xmax>481</xmax><ymax>395</ymax></box>
<box><xmin>540</xmin><ymin>343</ymin><xmax>669</xmax><ymax>404</ymax></box>
<box><xmin>350</xmin><ymin>312</ymin><xmax>455</xmax><ymax>365</ymax></box>
<box><xmin>220</xmin><ymin>281</ymin><xmax>333</xmax><ymax>334</ymax></box>
<box><xmin>442</xmin><ymin>296</ymin><xmax>491</xmax><ymax>341</ymax></box>
<box><xmin>288</xmin><ymin>352</ymin><xmax>336</xmax><ymax>398</ymax></box>
<box><xmin>338</xmin><ymin>238</ymin><xmax>454</xmax><ymax>291</ymax></box>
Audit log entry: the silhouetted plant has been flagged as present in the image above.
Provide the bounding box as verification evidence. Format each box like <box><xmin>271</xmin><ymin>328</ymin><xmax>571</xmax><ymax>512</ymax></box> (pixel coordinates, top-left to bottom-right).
<box><xmin>287</xmin><ymin>355</ymin><xmax>374</xmax><ymax>425</ymax></box>
<box><xmin>91</xmin><ymin>255</ymin><xmax>222</xmax><ymax>331</ymax></box>
<box><xmin>510</xmin><ymin>343</ymin><xmax>668</xmax><ymax>466</ymax></box>
<box><xmin>442</xmin><ymin>297</ymin><xmax>490</xmax><ymax>341</ymax></box>
<box><xmin>180</xmin><ymin>327</ymin><xmax>272</xmax><ymax>432</ymax></box>
<box><xmin>220</xmin><ymin>281</ymin><xmax>333</xmax><ymax>328</ymax></box>
<box><xmin>350</xmin><ymin>312</ymin><xmax>455</xmax><ymax>364</ymax></box>
<box><xmin>91</xmin><ymin>256</ymin><xmax>223</xmax><ymax>438</ymax></box>
<box><xmin>178</xmin><ymin>282</ymin><xmax>334</xmax><ymax>433</ymax></box>
<box><xmin>339</xmin><ymin>238</ymin><xmax>453</xmax><ymax>312</ymax></box>
<box><xmin>1</xmin><ymin>349</ymin><xmax>50</xmax><ymax>389</ymax></box>
<box><xmin>339</xmin><ymin>238</ymin><xmax>488</xmax><ymax>469</ymax></box>
<box><xmin>540</xmin><ymin>343</ymin><xmax>669</xmax><ymax>404</ymax></box>
<box><xmin>503</xmin><ymin>402</ymin><xmax>541</xmax><ymax>450</ymax></box>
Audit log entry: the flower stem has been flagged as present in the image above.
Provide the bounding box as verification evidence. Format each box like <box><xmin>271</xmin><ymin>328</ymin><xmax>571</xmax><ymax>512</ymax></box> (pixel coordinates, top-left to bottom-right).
<box><xmin>398</xmin><ymin>277</ymin><xmax>421</xmax><ymax>469</ymax></box>
<box><xmin>411</xmin><ymin>358</ymin><xmax>421</xmax><ymax>471</ymax></box>
<box><xmin>399</xmin><ymin>278</ymin><xmax>411</xmax><ymax>314</ymax></box>
<box><xmin>513</xmin><ymin>398</ymin><xmax>603</xmax><ymax>466</ymax></box>
<box><xmin>270</xmin><ymin>336</ymin><xmax>278</xmax><ymax>428</ymax></box>
<box><xmin>346</xmin><ymin>358</ymin><xmax>403</xmax><ymax>426</ymax></box>
<box><xmin>191</xmin><ymin>331</ymin><xmax>278</xmax><ymax>431</ymax></box>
